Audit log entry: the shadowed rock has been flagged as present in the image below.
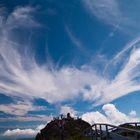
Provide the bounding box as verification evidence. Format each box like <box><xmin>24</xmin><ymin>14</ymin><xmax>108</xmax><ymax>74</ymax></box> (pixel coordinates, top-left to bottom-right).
<box><xmin>35</xmin><ymin>113</ymin><xmax>91</xmax><ymax>140</ymax></box>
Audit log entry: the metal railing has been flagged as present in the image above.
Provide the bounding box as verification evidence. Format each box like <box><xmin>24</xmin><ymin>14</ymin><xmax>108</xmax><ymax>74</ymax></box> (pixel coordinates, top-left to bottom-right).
<box><xmin>82</xmin><ymin>122</ymin><xmax>140</xmax><ymax>140</ymax></box>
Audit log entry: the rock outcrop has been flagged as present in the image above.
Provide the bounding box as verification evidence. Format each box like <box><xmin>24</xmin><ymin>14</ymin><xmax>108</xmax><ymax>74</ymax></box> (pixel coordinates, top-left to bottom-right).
<box><xmin>35</xmin><ymin>113</ymin><xmax>91</xmax><ymax>140</ymax></box>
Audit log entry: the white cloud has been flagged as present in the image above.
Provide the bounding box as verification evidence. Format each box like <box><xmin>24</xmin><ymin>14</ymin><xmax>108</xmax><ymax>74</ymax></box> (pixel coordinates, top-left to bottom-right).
<box><xmin>3</xmin><ymin>124</ymin><xmax>45</xmax><ymax>137</ymax></box>
<box><xmin>129</xmin><ymin>110</ymin><xmax>137</xmax><ymax>118</ymax></box>
<box><xmin>3</xmin><ymin>128</ymin><xmax>36</xmax><ymax>137</ymax></box>
<box><xmin>102</xmin><ymin>104</ymin><xmax>128</xmax><ymax>124</ymax></box>
<box><xmin>82</xmin><ymin>104</ymin><xmax>140</xmax><ymax>125</ymax></box>
<box><xmin>0</xmin><ymin>102</ymin><xmax>46</xmax><ymax>116</ymax></box>
<box><xmin>82</xmin><ymin>111</ymin><xmax>109</xmax><ymax>124</ymax></box>
<box><xmin>60</xmin><ymin>105</ymin><xmax>77</xmax><ymax>117</ymax></box>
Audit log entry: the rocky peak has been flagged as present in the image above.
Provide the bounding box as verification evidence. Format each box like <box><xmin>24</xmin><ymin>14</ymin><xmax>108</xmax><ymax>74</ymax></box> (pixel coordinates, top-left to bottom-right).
<box><xmin>35</xmin><ymin>113</ymin><xmax>91</xmax><ymax>140</ymax></box>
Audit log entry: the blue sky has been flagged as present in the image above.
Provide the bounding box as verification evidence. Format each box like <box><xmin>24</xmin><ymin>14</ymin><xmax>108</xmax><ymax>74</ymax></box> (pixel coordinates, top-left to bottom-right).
<box><xmin>0</xmin><ymin>0</ymin><xmax>140</xmax><ymax>138</ymax></box>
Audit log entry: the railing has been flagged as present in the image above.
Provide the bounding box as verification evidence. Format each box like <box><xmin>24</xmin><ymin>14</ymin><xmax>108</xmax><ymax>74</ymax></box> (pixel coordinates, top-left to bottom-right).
<box><xmin>122</xmin><ymin>122</ymin><xmax>140</xmax><ymax>128</ymax></box>
<box><xmin>82</xmin><ymin>122</ymin><xmax>140</xmax><ymax>140</ymax></box>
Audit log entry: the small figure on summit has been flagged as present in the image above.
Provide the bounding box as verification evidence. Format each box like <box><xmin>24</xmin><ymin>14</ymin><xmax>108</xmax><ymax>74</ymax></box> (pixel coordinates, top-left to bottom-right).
<box><xmin>67</xmin><ymin>113</ymin><xmax>72</xmax><ymax>119</ymax></box>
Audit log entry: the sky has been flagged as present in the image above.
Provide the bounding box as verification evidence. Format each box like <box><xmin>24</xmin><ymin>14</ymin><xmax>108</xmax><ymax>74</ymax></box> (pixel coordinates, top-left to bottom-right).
<box><xmin>0</xmin><ymin>0</ymin><xmax>140</xmax><ymax>139</ymax></box>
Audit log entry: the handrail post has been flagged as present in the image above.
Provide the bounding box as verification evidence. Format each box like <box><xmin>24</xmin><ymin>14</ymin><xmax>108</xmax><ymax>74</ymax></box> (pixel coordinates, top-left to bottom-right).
<box><xmin>95</xmin><ymin>124</ymin><xmax>97</xmax><ymax>140</ymax></box>
<box><xmin>105</xmin><ymin>125</ymin><xmax>109</xmax><ymax>139</ymax></box>
<box><xmin>91</xmin><ymin>127</ymin><xmax>94</xmax><ymax>140</ymax></box>
<box><xmin>135</xmin><ymin>123</ymin><xmax>138</xmax><ymax>128</ymax></box>
<box><xmin>100</xmin><ymin>124</ymin><xmax>102</xmax><ymax>140</ymax></box>
<box><xmin>134</xmin><ymin>123</ymin><xmax>138</xmax><ymax>140</ymax></box>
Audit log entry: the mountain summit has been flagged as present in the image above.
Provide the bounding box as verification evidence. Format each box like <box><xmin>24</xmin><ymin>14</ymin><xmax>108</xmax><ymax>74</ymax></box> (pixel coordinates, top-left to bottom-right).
<box><xmin>35</xmin><ymin>113</ymin><xmax>90</xmax><ymax>140</ymax></box>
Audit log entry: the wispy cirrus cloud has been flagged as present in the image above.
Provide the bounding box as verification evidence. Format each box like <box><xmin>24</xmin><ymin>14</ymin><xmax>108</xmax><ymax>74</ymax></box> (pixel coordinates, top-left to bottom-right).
<box><xmin>0</xmin><ymin>6</ymin><xmax>99</xmax><ymax>104</ymax></box>
<box><xmin>65</xmin><ymin>26</ymin><xmax>88</xmax><ymax>54</ymax></box>
<box><xmin>83</xmin><ymin>43</ymin><xmax>140</xmax><ymax>105</ymax></box>
<box><xmin>0</xmin><ymin>42</ymin><xmax>98</xmax><ymax>103</ymax></box>
<box><xmin>83</xmin><ymin>0</ymin><xmax>121</xmax><ymax>26</ymax></box>
<box><xmin>82</xmin><ymin>0</ymin><xmax>140</xmax><ymax>34</ymax></box>
<box><xmin>1</xmin><ymin>27</ymin><xmax>140</xmax><ymax>106</ymax></box>
<box><xmin>0</xmin><ymin>5</ymin><xmax>140</xmax><ymax>116</ymax></box>
<box><xmin>4</xmin><ymin>6</ymin><xmax>40</xmax><ymax>30</ymax></box>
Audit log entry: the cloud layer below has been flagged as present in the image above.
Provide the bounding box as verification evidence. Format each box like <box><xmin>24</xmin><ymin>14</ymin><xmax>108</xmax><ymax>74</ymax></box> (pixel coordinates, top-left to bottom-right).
<box><xmin>2</xmin><ymin>103</ymin><xmax>139</xmax><ymax>138</ymax></box>
<box><xmin>3</xmin><ymin>124</ymin><xmax>45</xmax><ymax>137</ymax></box>
<box><xmin>82</xmin><ymin>104</ymin><xmax>139</xmax><ymax>125</ymax></box>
